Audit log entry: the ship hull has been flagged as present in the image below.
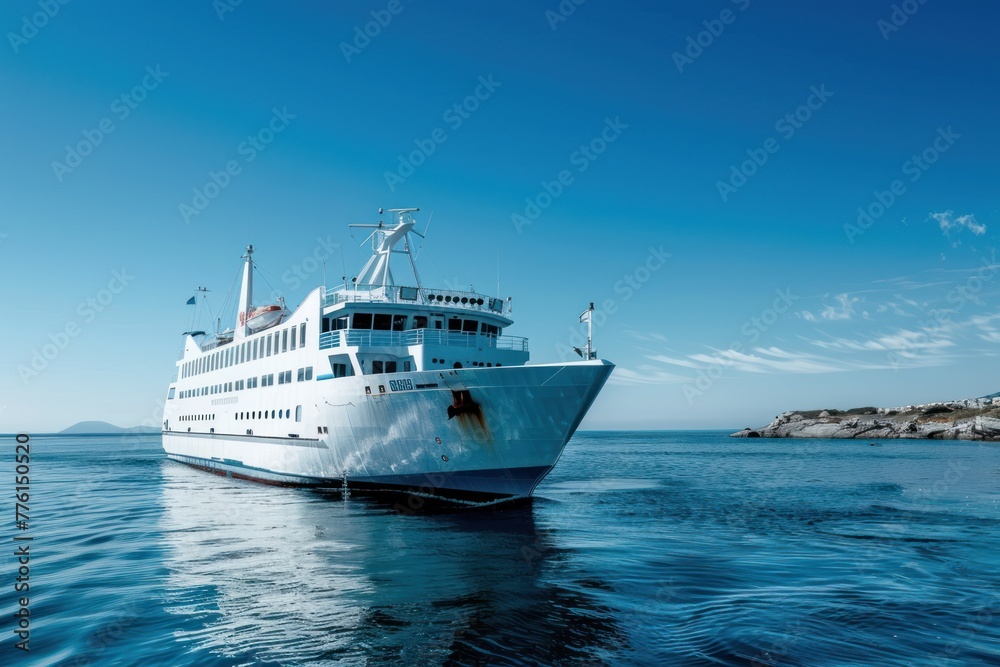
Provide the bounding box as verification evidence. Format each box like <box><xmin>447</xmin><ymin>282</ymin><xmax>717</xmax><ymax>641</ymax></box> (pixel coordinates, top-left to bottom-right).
<box><xmin>163</xmin><ymin>360</ymin><xmax>613</xmax><ymax>503</ymax></box>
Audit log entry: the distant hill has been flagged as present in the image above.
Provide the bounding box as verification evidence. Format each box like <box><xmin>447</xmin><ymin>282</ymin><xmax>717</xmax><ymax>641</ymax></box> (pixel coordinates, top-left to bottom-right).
<box><xmin>59</xmin><ymin>421</ymin><xmax>160</xmax><ymax>435</ymax></box>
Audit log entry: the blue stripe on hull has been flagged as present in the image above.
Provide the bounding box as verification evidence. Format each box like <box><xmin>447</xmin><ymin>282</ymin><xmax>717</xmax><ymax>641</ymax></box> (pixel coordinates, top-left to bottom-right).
<box><xmin>167</xmin><ymin>453</ymin><xmax>550</xmax><ymax>502</ymax></box>
<box><xmin>351</xmin><ymin>466</ymin><xmax>553</xmax><ymax>499</ymax></box>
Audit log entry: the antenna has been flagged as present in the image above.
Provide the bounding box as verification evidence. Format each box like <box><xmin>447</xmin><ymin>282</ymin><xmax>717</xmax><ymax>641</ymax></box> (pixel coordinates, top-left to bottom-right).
<box><xmin>496</xmin><ymin>251</ymin><xmax>500</xmax><ymax>298</ymax></box>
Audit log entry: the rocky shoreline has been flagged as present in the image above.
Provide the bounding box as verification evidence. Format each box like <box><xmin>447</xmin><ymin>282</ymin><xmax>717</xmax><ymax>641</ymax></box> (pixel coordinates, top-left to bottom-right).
<box><xmin>732</xmin><ymin>395</ymin><xmax>1000</xmax><ymax>441</ymax></box>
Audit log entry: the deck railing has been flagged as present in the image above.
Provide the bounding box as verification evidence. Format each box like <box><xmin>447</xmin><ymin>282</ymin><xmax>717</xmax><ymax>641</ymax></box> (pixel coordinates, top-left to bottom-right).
<box><xmin>318</xmin><ymin>328</ymin><xmax>528</xmax><ymax>352</ymax></box>
<box><xmin>321</xmin><ymin>284</ymin><xmax>511</xmax><ymax>316</ymax></box>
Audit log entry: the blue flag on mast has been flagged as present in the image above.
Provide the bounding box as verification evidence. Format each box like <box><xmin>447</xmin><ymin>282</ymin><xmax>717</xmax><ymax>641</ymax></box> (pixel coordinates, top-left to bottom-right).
<box><xmin>186</xmin><ymin>296</ymin><xmax>196</xmax><ymax>305</ymax></box>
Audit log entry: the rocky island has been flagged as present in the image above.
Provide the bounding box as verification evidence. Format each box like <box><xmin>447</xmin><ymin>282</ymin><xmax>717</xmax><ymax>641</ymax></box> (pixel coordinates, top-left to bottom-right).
<box><xmin>732</xmin><ymin>394</ymin><xmax>1000</xmax><ymax>441</ymax></box>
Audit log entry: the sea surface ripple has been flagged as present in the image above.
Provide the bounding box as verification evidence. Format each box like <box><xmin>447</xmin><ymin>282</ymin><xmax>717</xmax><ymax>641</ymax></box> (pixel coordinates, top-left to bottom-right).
<box><xmin>2</xmin><ymin>432</ymin><xmax>999</xmax><ymax>666</ymax></box>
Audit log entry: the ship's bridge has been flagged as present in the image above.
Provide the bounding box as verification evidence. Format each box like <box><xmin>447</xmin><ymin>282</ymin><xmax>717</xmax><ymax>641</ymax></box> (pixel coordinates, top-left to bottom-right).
<box><xmin>316</xmin><ymin>208</ymin><xmax>529</xmax><ymax>374</ymax></box>
<box><xmin>319</xmin><ymin>284</ymin><xmax>528</xmax><ymax>365</ymax></box>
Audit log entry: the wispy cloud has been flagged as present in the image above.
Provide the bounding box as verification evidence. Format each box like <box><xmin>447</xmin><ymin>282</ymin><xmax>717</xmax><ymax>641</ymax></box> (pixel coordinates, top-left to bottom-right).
<box><xmin>624</xmin><ymin>330</ymin><xmax>669</xmax><ymax>343</ymax></box>
<box><xmin>930</xmin><ymin>210</ymin><xmax>986</xmax><ymax>247</ymax></box>
<box><xmin>820</xmin><ymin>293</ymin><xmax>860</xmax><ymax>321</ymax></box>
<box><xmin>608</xmin><ymin>365</ymin><xmax>690</xmax><ymax>385</ymax></box>
<box><xmin>809</xmin><ymin>328</ymin><xmax>954</xmax><ymax>355</ymax></box>
<box><xmin>647</xmin><ymin>346</ymin><xmax>865</xmax><ymax>376</ymax></box>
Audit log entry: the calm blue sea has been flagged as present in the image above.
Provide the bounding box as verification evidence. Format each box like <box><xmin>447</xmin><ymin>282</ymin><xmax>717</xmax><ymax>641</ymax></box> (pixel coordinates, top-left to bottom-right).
<box><xmin>2</xmin><ymin>431</ymin><xmax>999</xmax><ymax>666</ymax></box>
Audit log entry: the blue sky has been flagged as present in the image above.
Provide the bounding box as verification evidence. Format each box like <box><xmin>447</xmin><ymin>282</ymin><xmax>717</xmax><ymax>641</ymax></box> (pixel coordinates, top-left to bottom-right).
<box><xmin>2</xmin><ymin>1</ymin><xmax>998</xmax><ymax>432</ymax></box>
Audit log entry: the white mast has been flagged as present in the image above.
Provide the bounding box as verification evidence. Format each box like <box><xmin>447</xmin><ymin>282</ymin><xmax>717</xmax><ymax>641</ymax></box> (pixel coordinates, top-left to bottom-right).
<box><xmin>580</xmin><ymin>302</ymin><xmax>595</xmax><ymax>360</ymax></box>
<box><xmin>235</xmin><ymin>245</ymin><xmax>254</xmax><ymax>339</ymax></box>
<box><xmin>349</xmin><ymin>208</ymin><xmax>424</xmax><ymax>289</ymax></box>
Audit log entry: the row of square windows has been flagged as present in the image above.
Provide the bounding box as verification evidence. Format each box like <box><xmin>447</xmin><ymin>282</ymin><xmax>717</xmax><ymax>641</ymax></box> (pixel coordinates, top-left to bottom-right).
<box><xmin>179</xmin><ymin>406</ymin><xmax>304</xmax><ymax>422</ymax></box>
<box><xmin>179</xmin><ymin>367</ymin><xmax>313</xmax><ymax>399</ymax></box>
<box><xmin>182</xmin><ymin>323</ymin><xmax>307</xmax><ymax>379</ymax></box>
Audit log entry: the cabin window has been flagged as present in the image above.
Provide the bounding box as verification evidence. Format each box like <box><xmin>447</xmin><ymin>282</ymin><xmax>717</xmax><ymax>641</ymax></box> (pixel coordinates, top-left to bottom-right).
<box><xmin>413</xmin><ymin>316</ymin><xmax>427</xmax><ymax>329</ymax></box>
<box><xmin>297</xmin><ymin>367</ymin><xmax>304</xmax><ymax>382</ymax></box>
<box><xmin>392</xmin><ymin>315</ymin><xmax>407</xmax><ymax>331</ymax></box>
<box><xmin>373</xmin><ymin>314</ymin><xmax>392</xmax><ymax>330</ymax></box>
<box><xmin>167</xmin><ymin>387</ymin><xmax>175</xmax><ymax>399</ymax></box>
<box><xmin>295</xmin><ymin>405</ymin><xmax>302</xmax><ymax>422</ymax></box>
<box><xmin>353</xmin><ymin>313</ymin><xmax>372</xmax><ymax>329</ymax></box>
<box><xmin>279</xmin><ymin>372</ymin><xmax>286</xmax><ymax>385</ymax></box>
<box><xmin>463</xmin><ymin>319</ymin><xmax>478</xmax><ymax>333</ymax></box>
<box><xmin>291</xmin><ymin>329</ymin><xmax>297</xmax><ymax>350</ymax></box>
<box><xmin>300</xmin><ymin>323</ymin><xmax>306</xmax><ymax>347</ymax></box>
<box><xmin>372</xmin><ymin>360</ymin><xmax>384</xmax><ymax>374</ymax></box>
<box><xmin>434</xmin><ymin>320</ymin><xmax>442</xmax><ymax>329</ymax></box>
<box><xmin>305</xmin><ymin>366</ymin><xmax>313</xmax><ymax>380</ymax></box>
<box><xmin>282</xmin><ymin>329</ymin><xmax>288</xmax><ymax>353</ymax></box>
<box><xmin>266</xmin><ymin>335</ymin><xmax>272</xmax><ymax>357</ymax></box>
<box><xmin>333</xmin><ymin>316</ymin><xmax>349</xmax><ymax>330</ymax></box>
<box><xmin>403</xmin><ymin>361</ymin><xmax>411</xmax><ymax>372</ymax></box>
<box><xmin>448</xmin><ymin>318</ymin><xmax>462</xmax><ymax>331</ymax></box>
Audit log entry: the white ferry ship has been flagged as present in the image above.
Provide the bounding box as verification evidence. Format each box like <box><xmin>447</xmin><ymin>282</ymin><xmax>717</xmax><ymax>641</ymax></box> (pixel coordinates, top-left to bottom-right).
<box><xmin>162</xmin><ymin>208</ymin><xmax>614</xmax><ymax>503</ymax></box>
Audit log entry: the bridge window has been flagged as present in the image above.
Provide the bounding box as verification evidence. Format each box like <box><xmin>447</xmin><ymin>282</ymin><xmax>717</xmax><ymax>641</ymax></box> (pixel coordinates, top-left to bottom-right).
<box><xmin>373</xmin><ymin>314</ymin><xmax>392</xmax><ymax>330</ymax></box>
<box><xmin>372</xmin><ymin>360</ymin><xmax>384</xmax><ymax>374</ymax></box>
<box><xmin>392</xmin><ymin>315</ymin><xmax>407</xmax><ymax>331</ymax></box>
<box><xmin>385</xmin><ymin>361</ymin><xmax>397</xmax><ymax>373</ymax></box>
<box><xmin>448</xmin><ymin>318</ymin><xmax>462</xmax><ymax>331</ymax></box>
<box><xmin>413</xmin><ymin>316</ymin><xmax>427</xmax><ymax>329</ymax></box>
<box><xmin>353</xmin><ymin>313</ymin><xmax>372</xmax><ymax>329</ymax></box>
<box><xmin>462</xmin><ymin>319</ymin><xmax>478</xmax><ymax>333</ymax></box>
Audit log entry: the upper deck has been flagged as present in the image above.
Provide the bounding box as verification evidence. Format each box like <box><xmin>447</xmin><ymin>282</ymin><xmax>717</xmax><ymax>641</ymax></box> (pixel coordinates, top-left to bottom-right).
<box><xmin>322</xmin><ymin>283</ymin><xmax>512</xmax><ymax>317</ymax></box>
